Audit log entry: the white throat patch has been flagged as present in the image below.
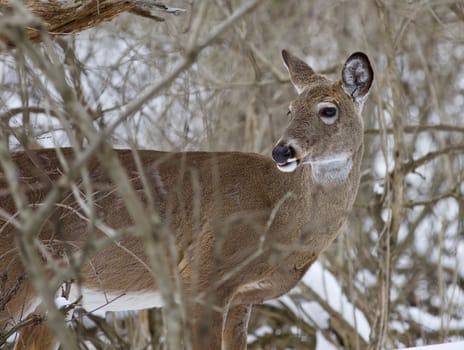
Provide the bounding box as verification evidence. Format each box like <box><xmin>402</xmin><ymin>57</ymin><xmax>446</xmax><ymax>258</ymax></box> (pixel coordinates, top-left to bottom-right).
<box><xmin>304</xmin><ymin>154</ymin><xmax>353</xmax><ymax>184</ymax></box>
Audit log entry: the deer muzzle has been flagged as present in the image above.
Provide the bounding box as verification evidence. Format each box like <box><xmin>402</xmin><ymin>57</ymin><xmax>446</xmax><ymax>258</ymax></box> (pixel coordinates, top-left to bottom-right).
<box><xmin>272</xmin><ymin>144</ymin><xmax>299</xmax><ymax>172</ymax></box>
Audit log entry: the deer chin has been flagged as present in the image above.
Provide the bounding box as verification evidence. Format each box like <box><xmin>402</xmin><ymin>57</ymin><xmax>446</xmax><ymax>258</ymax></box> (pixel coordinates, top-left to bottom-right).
<box><xmin>276</xmin><ymin>158</ymin><xmax>299</xmax><ymax>172</ymax></box>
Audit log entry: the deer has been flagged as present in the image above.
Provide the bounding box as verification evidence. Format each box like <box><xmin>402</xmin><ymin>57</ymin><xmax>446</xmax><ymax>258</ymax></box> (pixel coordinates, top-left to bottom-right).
<box><xmin>0</xmin><ymin>49</ymin><xmax>373</xmax><ymax>350</ymax></box>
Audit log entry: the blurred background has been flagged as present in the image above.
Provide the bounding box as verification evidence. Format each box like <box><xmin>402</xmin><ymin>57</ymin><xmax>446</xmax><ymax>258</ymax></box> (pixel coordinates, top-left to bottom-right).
<box><xmin>1</xmin><ymin>0</ymin><xmax>464</xmax><ymax>349</ymax></box>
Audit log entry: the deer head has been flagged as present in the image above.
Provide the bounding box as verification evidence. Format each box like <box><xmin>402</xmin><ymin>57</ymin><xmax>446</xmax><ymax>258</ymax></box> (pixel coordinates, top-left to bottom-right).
<box><xmin>272</xmin><ymin>50</ymin><xmax>373</xmax><ymax>183</ymax></box>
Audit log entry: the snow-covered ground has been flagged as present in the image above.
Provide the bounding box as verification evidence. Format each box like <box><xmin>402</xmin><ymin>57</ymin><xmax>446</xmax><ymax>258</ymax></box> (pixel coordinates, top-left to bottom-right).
<box><xmin>399</xmin><ymin>341</ymin><xmax>464</xmax><ymax>350</ymax></box>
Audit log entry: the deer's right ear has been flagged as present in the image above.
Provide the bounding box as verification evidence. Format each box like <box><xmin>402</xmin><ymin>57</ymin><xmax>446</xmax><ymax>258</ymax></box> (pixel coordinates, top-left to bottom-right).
<box><xmin>282</xmin><ymin>50</ymin><xmax>315</xmax><ymax>94</ymax></box>
<box><xmin>342</xmin><ymin>52</ymin><xmax>374</xmax><ymax>108</ymax></box>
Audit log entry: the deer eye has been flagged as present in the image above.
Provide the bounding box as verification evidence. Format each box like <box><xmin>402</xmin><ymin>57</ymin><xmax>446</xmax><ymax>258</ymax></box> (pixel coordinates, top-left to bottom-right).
<box><xmin>320</xmin><ymin>107</ymin><xmax>337</xmax><ymax>117</ymax></box>
<box><xmin>317</xmin><ymin>102</ymin><xmax>339</xmax><ymax>125</ymax></box>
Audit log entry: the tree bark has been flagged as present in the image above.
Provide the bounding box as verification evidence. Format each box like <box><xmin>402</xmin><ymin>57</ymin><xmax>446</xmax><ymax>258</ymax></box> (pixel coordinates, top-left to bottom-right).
<box><xmin>1</xmin><ymin>0</ymin><xmax>138</xmax><ymax>43</ymax></box>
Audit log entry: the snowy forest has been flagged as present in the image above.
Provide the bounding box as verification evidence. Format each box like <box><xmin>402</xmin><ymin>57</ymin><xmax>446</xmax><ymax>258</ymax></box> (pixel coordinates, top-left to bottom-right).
<box><xmin>1</xmin><ymin>1</ymin><xmax>464</xmax><ymax>349</ymax></box>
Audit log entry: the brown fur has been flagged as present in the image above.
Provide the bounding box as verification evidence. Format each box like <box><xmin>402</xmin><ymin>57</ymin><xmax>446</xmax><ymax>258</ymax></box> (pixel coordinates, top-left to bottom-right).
<box><xmin>0</xmin><ymin>51</ymin><xmax>373</xmax><ymax>349</ymax></box>
<box><xmin>12</xmin><ymin>306</ymin><xmax>53</xmax><ymax>350</ymax></box>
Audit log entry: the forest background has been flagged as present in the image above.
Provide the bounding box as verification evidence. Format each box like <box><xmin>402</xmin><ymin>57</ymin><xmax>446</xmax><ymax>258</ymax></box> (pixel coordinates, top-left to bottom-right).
<box><xmin>1</xmin><ymin>1</ymin><xmax>464</xmax><ymax>349</ymax></box>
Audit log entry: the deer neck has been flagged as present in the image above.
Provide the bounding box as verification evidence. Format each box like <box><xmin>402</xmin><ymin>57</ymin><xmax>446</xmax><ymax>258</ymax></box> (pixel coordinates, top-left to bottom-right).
<box><xmin>284</xmin><ymin>144</ymin><xmax>363</xmax><ymax>250</ymax></box>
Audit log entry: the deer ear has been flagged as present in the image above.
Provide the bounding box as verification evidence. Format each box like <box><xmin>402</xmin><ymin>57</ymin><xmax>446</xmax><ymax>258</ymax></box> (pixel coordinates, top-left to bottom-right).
<box><xmin>282</xmin><ymin>50</ymin><xmax>315</xmax><ymax>94</ymax></box>
<box><xmin>342</xmin><ymin>52</ymin><xmax>374</xmax><ymax>109</ymax></box>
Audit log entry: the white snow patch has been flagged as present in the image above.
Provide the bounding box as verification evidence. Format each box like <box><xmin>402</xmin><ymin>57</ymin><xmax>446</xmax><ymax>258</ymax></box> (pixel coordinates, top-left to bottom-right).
<box><xmin>247</xmin><ymin>325</ymin><xmax>273</xmax><ymax>345</ymax></box>
<box><xmin>268</xmin><ymin>294</ymin><xmax>330</xmax><ymax>328</ymax></box>
<box><xmin>373</xmin><ymin>181</ymin><xmax>385</xmax><ymax>195</ymax></box>
<box><xmin>316</xmin><ymin>331</ymin><xmax>337</xmax><ymax>350</ymax></box>
<box><xmin>414</xmin><ymin>217</ymin><xmax>434</xmax><ymax>255</ymax></box>
<box><xmin>401</xmin><ymin>305</ymin><xmax>464</xmax><ymax>331</ymax></box>
<box><xmin>397</xmin><ymin>341</ymin><xmax>464</xmax><ymax>350</ymax></box>
<box><xmin>390</xmin><ymin>319</ymin><xmax>410</xmax><ymax>333</ymax></box>
<box><xmin>254</xmin><ymin>325</ymin><xmax>273</xmax><ymax>337</ymax></box>
<box><xmin>355</xmin><ymin>269</ymin><xmax>377</xmax><ymax>293</ymax></box>
<box><xmin>301</xmin><ymin>261</ymin><xmax>371</xmax><ymax>341</ymax></box>
<box><xmin>302</xmin><ymin>301</ymin><xmax>330</xmax><ymax>328</ymax></box>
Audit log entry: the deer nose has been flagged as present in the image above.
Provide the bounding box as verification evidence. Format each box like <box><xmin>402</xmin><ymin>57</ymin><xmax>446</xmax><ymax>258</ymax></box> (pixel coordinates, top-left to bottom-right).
<box><xmin>272</xmin><ymin>145</ymin><xmax>295</xmax><ymax>163</ymax></box>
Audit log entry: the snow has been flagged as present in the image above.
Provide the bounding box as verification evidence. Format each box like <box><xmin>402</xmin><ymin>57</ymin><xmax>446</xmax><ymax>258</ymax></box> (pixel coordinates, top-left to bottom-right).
<box><xmin>400</xmin><ymin>305</ymin><xmax>464</xmax><ymax>331</ymax></box>
<box><xmin>301</xmin><ymin>261</ymin><xmax>371</xmax><ymax>341</ymax></box>
<box><xmin>276</xmin><ymin>262</ymin><xmax>463</xmax><ymax>349</ymax></box>
<box><xmin>398</xmin><ymin>341</ymin><xmax>464</xmax><ymax>350</ymax></box>
<box><xmin>247</xmin><ymin>325</ymin><xmax>273</xmax><ymax>344</ymax></box>
<box><xmin>268</xmin><ymin>295</ymin><xmax>330</xmax><ymax>328</ymax></box>
<box><xmin>315</xmin><ymin>331</ymin><xmax>337</xmax><ymax>350</ymax></box>
<box><xmin>266</xmin><ymin>261</ymin><xmax>372</xmax><ymax>347</ymax></box>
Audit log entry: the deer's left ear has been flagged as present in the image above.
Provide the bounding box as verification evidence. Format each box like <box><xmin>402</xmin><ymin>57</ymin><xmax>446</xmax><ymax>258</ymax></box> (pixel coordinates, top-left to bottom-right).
<box><xmin>341</xmin><ymin>52</ymin><xmax>374</xmax><ymax>109</ymax></box>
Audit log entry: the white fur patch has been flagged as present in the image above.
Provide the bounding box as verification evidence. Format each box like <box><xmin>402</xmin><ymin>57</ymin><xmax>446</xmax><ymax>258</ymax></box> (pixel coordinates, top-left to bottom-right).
<box><xmin>67</xmin><ymin>286</ymin><xmax>164</xmax><ymax>314</ymax></box>
<box><xmin>276</xmin><ymin>158</ymin><xmax>298</xmax><ymax>173</ymax></box>
<box><xmin>12</xmin><ymin>297</ymin><xmax>42</xmax><ymax>322</ymax></box>
<box><xmin>236</xmin><ymin>279</ymin><xmax>272</xmax><ymax>294</ymax></box>
<box><xmin>304</xmin><ymin>154</ymin><xmax>353</xmax><ymax>183</ymax></box>
<box><xmin>344</xmin><ymin>58</ymin><xmax>369</xmax><ymax>85</ymax></box>
<box><xmin>317</xmin><ymin>101</ymin><xmax>339</xmax><ymax>125</ymax></box>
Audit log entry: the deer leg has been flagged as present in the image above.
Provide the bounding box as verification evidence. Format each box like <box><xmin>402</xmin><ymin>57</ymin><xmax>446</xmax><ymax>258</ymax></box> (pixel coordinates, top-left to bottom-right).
<box><xmin>13</xmin><ymin>305</ymin><xmax>56</xmax><ymax>350</ymax></box>
<box><xmin>222</xmin><ymin>304</ymin><xmax>252</xmax><ymax>350</ymax></box>
<box><xmin>187</xmin><ymin>293</ymin><xmax>227</xmax><ymax>350</ymax></box>
<box><xmin>1</xmin><ymin>267</ymin><xmax>49</xmax><ymax>350</ymax></box>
